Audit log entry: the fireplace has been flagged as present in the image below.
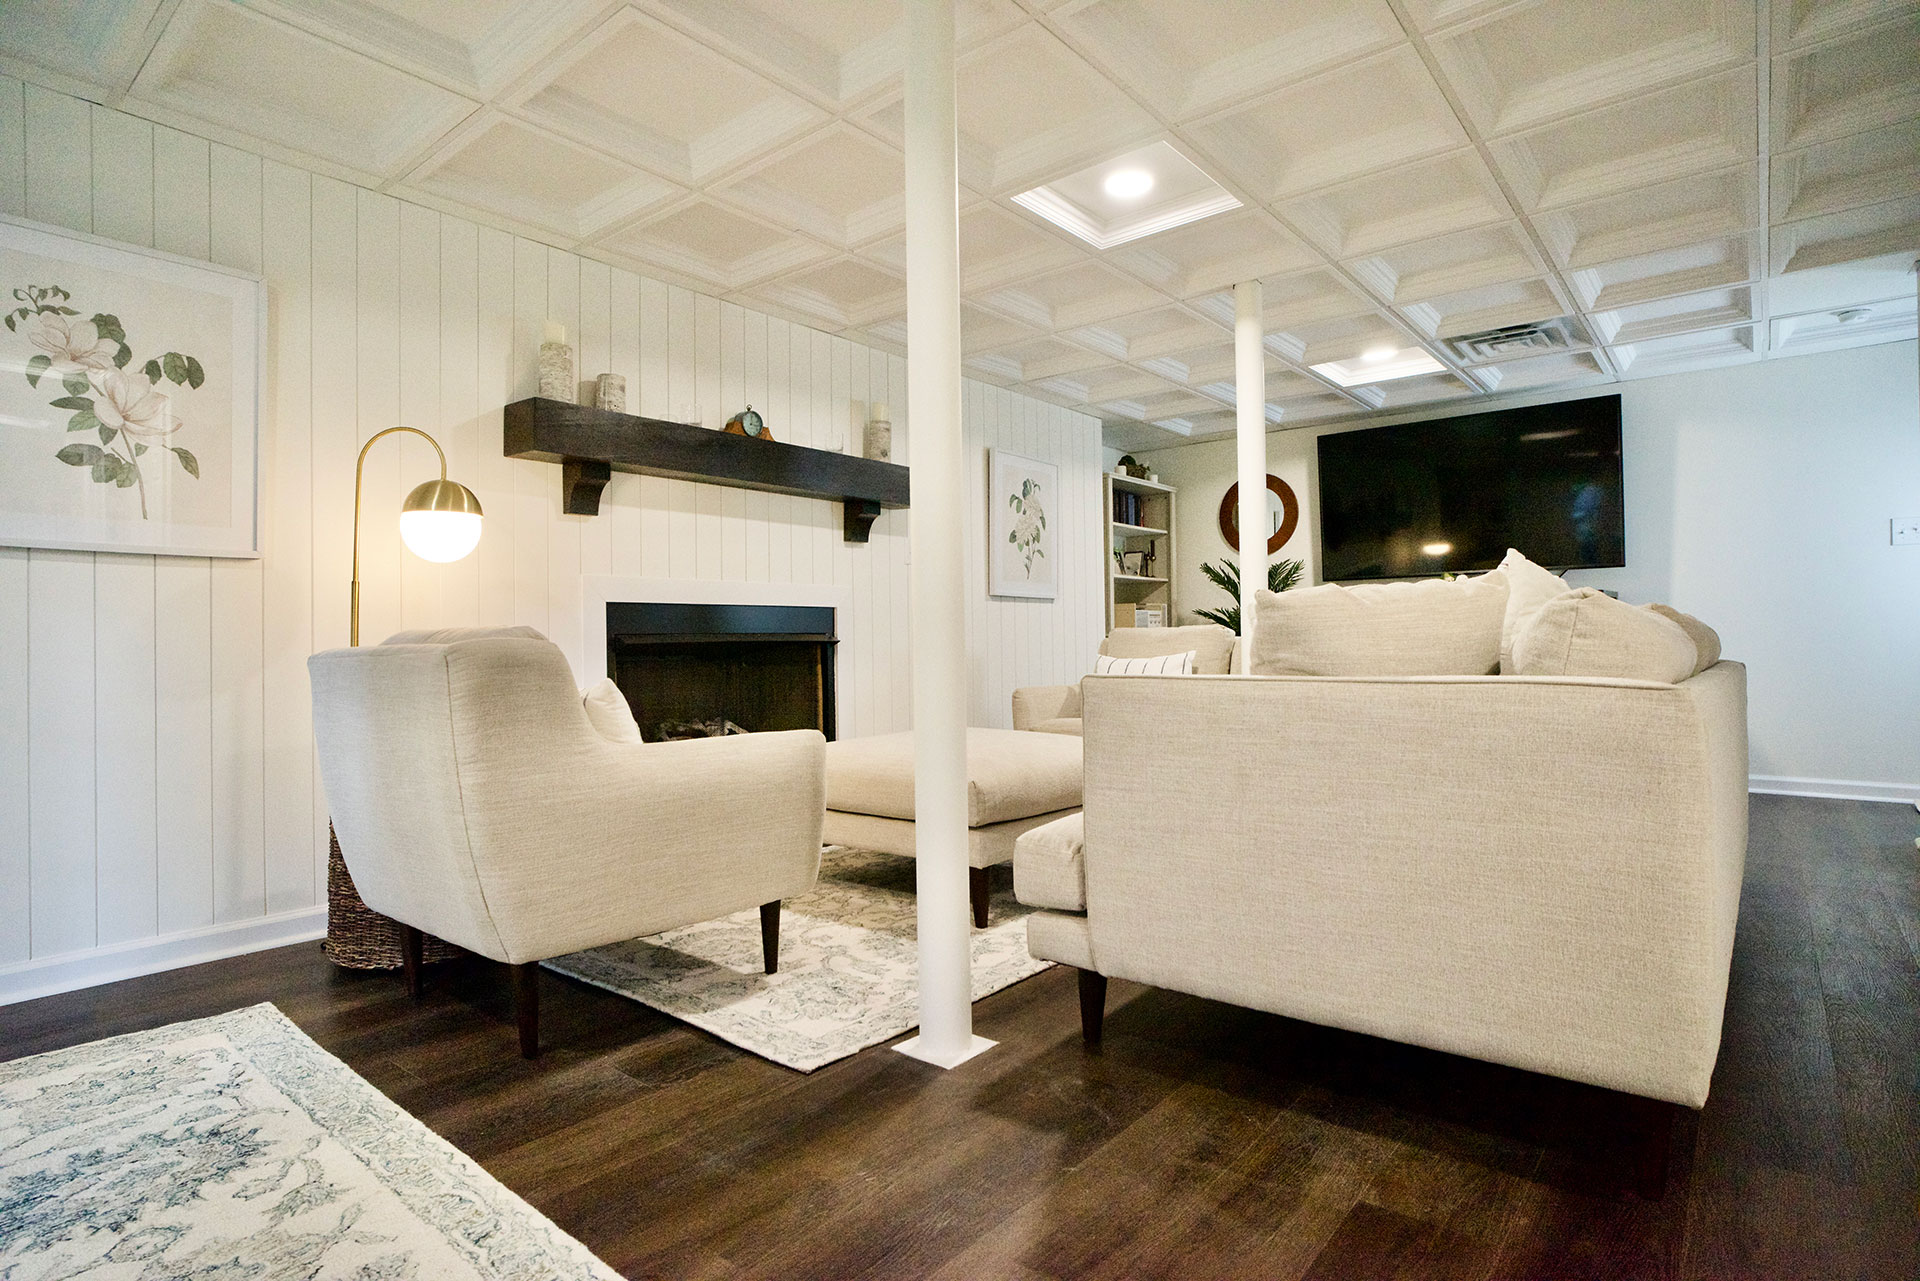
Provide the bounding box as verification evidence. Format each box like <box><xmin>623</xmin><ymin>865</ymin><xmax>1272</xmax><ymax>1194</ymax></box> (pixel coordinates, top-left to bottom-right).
<box><xmin>607</xmin><ymin>601</ymin><xmax>837</xmax><ymax>742</ymax></box>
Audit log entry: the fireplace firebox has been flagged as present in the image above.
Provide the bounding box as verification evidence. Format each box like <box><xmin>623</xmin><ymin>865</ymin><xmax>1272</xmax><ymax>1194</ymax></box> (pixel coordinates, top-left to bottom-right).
<box><xmin>606</xmin><ymin>602</ymin><xmax>836</xmax><ymax>743</ymax></box>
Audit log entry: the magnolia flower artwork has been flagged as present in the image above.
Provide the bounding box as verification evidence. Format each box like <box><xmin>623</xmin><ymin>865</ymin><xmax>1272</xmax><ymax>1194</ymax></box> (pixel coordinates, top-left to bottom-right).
<box><xmin>988</xmin><ymin>448</ymin><xmax>1058</xmax><ymax>600</ymax></box>
<box><xmin>10</xmin><ymin>283</ymin><xmax>205</xmax><ymax>520</ymax></box>
<box><xmin>1</xmin><ymin>217</ymin><xmax>261</xmax><ymax>557</ymax></box>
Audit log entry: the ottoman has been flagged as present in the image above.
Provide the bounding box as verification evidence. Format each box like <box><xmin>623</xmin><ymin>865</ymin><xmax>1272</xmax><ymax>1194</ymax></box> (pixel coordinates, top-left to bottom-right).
<box><xmin>822</xmin><ymin>728</ymin><xmax>1082</xmax><ymax>927</ymax></box>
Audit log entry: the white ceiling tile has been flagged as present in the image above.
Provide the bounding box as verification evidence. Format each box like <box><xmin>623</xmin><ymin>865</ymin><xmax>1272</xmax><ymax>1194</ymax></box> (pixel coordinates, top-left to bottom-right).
<box><xmin>965</xmin><ymin>335</ymin><xmax>1095</xmax><ymax>382</ymax></box>
<box><xmin>1771</xmin><ymin>291</ymin><xmax>1918</xmax><ymax>354</ymax></box>
<box><xmin>1473</xmin><ymin>349</ymin><xmax>1609</xmax><ymax>394</ymax></box>
<box><xmin>1487</xmin><ymin>70</ymin><xmax>1759</xmax><ymax>211</ymax></box>
<box><xmin>1772</xmin><ymin>0</ymin><xmax>1920</xmax><ymax>51</ymax></box>
<box><xmin>595</xmin><ymin>197</ymin><xmax>830</xmax><ymax>291</ymax></box>
<box><xmin>1429</xmin><ymin>0</ymin><xmax>1755</xmax><ymax>136</ymax></box>
<box><xmin>1346</xmin><ymin>223</ymin><xmax>1544</xmax><ymax>303</ymax></box>
<box><xmin>1059</xmin><ymin>305</ymin><xmax>1225</xmax><ymax>362</ymax></box>
<box><xmin>406</xmin><ymin>115</ymin><xmax>679</xmax><ymax>241</ymax></box>
<box><xmin>1279</xmin><ymin>150</ymin><xmax>1512</xmax><ymax>258</ymax></box>
<box><xmin>1104</xmin><ymin>208</ymin><xmax>1317</xmax><ymax>297</ymax></box>
<box><xmin>245</xmin><ymin>0</ymin><xmax>601</xmax><ymax>96</ymax></box>
<box><xmin>1400</xmin><ymin>276</ymin><xmax>1573</xmax><ymax>341</ymax></box>
<box><xmin>1587</xmin><ymin>284</ymin><xmax>1756</xmax><ymax>345</ymax></box>
<box><xmin>1194</xmin><ymin>268</ymin><xmax>1381</xmax><ymax>334</ymax></box>
<box><xmin>1276</xmin><ymin>311</ymin><xmax>1427</xmax><ymax>368</ymax></box>
<box><xmin>1567</xmin><ymin>235</ymin><xmax>1761</xmax><ymax>310</ymax></box>
<box><xmin>714</xmin><ymin>125</ymin><xmax>904</xmax><ymax>248</ymax></box>
<box><xmin>1350</xmin><ymin>371</ymin><xmax>1481</xmax><ymax>409</ymax></box>
<box><xmin>1098</xmin><ymin>388</ymin><xmax>1223</xmax><ymax>421</ymax></box>
<box><xmin>1032</xmin><ymin>363</ymin><xmax>1172</xmax><ymax>405</ymax></box>
<box><xmin>1770</xmin><ymin>194</ymin><xmax>1920</xmax><ymax>273</ymax></box>
<box><xmin>959</xmin><ymin>304</ymin><xmax>1047</xmax><ymax>355</ymax></box>
<box><xmin>511</xmin><ymin>9</ymin><xmax>826</xmax><ymax>185</ymax></box>
<box><xmin>1532</xmin><ymin>165</ymin><xmax>1761</xmax><ymax>269</ymax></box>
<box><xmin>1767</xmin><ymin>249</ymin><xmax>1920</xmax><ymax>313</ymax></box>
<box><xmin>1771</xmin><ymin>117</ymin><xmax>1920</xmax><ymax>222</ymax></box>
<box><xmin>1052</xmin><ymin>0</ymin><xmax>1404</xmax><ymax>121</ymax></box>
<box><xmin>977</xmin><ymin>259</ymin><xmax>1166</xmax><ymax>330</ymax></box>
<box><xmin>1271</xmin><ymin>391</ymin><xmax>1366</xmax><ymax>424</ymax></box>
<box><xmin>0</xmin><ymin>0</ymin><xmax>166</xmax><ymax>97</ymax></box>
<box><xmin>130</xmin><ymin>0</ymin><xmax>478</xmax><ymax>179</ymax></box>
<box><xmin>1137</xmin><ymin>340</ymin><xmax>1236</xmax><ymax>385</ymax></box>
<box><xmin>1771</xmin><ymin>12</ymin><xmax>1920</xmax><ymax>150</ymax></box>
<box><xmin>748</xmin><ymin>255</ymin><xmax>907</xmax><ymax>328</ymax></box>
<box><xmin>1184</xmin><ymin>46</ymin><xmax>1468</xmax><ymax>202</ymax></box>
<box><xmin>1610</xmin><ymin>324</ymin><xmax>1759</xmax><ymax>377</ymax></box>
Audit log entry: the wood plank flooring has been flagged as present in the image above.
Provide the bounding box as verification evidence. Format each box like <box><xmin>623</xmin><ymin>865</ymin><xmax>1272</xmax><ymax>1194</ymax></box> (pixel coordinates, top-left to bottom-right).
<box><xmin>2</xmin><ymin>794</ymin><xmax>1913</xmax><ymax>1279</ymax></box>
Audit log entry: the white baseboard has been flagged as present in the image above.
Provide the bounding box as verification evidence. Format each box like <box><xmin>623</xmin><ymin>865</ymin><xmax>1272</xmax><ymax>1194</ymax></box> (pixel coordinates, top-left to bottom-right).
<box><xmin>1749</xmin><ymin>775</ymin><xmax>1920</xmax><ymax>805</ymax></box>
<box><xmin>0</xmin><ymin>908</ymin><xmax>326</xmax><ymax>1007</ymax></box>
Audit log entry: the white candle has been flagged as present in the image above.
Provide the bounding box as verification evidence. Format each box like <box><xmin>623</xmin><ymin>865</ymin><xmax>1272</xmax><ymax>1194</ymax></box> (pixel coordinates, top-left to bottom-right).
<box><xmin>871</xmin><ymin>401</ymin><xmax>889</xmax><ymax>423</ymax></box>
<box><xmin>543</xmin><ymin>320</ymin><xmax>566</xmax><ymax>345</ymax></box>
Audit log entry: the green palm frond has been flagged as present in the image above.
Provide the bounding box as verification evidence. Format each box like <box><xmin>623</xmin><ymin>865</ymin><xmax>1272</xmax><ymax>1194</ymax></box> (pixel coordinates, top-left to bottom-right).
<box><xmin>1196</xmin><ymin>556</ymin><xmax>1304</xmax><ymax>634</ymax></box>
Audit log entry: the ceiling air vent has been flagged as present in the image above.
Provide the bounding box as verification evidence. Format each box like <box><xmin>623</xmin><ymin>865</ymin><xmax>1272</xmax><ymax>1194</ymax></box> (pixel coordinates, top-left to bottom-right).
<box><xmin>1441</xmin><ymin>316</ymin><xmax>1591</xmax><ymax>364</ymax></box>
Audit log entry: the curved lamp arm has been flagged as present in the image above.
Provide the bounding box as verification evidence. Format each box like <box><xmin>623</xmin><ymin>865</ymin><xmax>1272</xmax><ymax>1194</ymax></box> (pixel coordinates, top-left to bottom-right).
<box><xmin>351</xmin><ymin>426</ymin><xmax>477</xmax><ymax>647</ymax></box>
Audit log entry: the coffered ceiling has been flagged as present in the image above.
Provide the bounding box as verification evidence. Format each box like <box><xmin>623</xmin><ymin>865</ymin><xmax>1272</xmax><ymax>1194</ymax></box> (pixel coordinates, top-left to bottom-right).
<box><xmin>4</xmin><ymin>0</ymin><xmax>1916</xmax><ymax>448</ymax></box>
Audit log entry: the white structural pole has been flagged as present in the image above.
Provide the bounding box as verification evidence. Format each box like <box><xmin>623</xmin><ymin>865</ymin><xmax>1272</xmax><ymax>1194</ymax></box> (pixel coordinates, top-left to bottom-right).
<box><xmin>896</xmin><ymin>0</ymin><xmax>992</xmax><ymax>1070</ymax></box>
<box><xmin>1234</xmin><ymin>281</ymin><xmax>1267</xmax><ymax>653</ymax></box>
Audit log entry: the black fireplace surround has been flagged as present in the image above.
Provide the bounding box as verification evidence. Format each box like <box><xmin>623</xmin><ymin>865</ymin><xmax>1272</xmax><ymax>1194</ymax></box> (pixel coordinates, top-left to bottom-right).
<box><xmin>606</xmin><ymin>602</ymin><xmax>837</xmax><ymax>743</ymax></box>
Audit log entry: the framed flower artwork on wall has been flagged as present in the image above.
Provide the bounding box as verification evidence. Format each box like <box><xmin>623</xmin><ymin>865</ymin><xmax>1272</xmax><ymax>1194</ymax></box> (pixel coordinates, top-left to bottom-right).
<box><xmin>0</xmin><ymin>215</ymin><xmax>263</xmax><ymax>557</ymax></box>
<box><xmin>988</xmin><ymin>447</ymin><xmax>1057</xmax><ymax>600</ymax></box>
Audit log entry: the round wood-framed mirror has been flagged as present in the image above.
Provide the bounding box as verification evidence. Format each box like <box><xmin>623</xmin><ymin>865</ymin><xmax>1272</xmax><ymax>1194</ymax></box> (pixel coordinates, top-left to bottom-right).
<box><xmin>1219</xmin><ymin>475</ymin><xmax>1300</xmax><ymax>554</ymax></box>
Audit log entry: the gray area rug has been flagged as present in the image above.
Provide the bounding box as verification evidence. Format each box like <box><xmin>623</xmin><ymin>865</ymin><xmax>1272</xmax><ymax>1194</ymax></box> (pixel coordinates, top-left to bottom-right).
<box><xmin>544</xmin><ymin>847</ymin><xmax>1054</xmax><ymax>1072</ymax></box>
<box><xmin>0</xmin><ymin>1003</ymin><xmax>618</xmax><ymax>1280</ymax></box>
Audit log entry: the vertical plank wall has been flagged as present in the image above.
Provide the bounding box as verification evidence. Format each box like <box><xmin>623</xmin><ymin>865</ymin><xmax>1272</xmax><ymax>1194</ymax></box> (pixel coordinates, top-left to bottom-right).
<box><xmin>0</xmin><ymin>79</ymin><xmax>1104</xmax><ymax>980</ymax></box>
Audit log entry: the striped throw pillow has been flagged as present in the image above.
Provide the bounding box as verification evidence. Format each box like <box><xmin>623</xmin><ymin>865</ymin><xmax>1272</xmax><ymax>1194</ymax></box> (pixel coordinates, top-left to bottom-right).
<box><xmin>1092</xmin><ymin>649</ymin><xmax>1196</xmax><ymax>676</ymax></box>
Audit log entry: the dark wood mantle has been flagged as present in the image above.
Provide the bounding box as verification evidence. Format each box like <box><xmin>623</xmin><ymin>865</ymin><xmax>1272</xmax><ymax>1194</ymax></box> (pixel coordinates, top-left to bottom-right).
<box><xmin>503</xmin><ymin>398</ymin><xmax>910</xmax><ymax>542</ymax></box>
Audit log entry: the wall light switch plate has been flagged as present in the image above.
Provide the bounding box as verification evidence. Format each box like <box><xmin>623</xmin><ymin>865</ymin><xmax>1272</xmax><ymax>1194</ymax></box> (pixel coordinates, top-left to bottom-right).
<box><xmin>1894</xmin><ymin>518</ymin><xmax>1920</xmax><ymax>546</ymax></box>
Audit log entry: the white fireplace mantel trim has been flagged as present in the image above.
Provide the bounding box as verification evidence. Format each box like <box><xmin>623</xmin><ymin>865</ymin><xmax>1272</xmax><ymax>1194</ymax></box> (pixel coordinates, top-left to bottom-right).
<box><xmin>580</xmin><ymin>576</ymin><xmax>854</xmax><ymax>735</ymax></box>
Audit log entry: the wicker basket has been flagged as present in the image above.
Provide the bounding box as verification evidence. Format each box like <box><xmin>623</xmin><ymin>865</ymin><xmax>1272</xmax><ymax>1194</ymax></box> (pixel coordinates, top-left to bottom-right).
<box><xmin>323</xmin><ymin>823</ymin><xmax>465</xmax><ymax>970</ymax></box>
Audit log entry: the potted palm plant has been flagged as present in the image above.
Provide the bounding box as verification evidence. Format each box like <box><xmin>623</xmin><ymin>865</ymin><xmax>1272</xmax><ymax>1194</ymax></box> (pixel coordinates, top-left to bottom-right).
<box><xmin>1194</xmin><ymin>556</ymin><xmax>1303</xmax><ymax>634</ymax></box>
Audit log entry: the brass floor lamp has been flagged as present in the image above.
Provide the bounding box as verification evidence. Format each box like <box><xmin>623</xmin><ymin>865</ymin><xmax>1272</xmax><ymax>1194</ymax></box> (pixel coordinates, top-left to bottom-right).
<box><xmin>323</xmin><ymin>426</ymin><xmax>484</xmax><ymax>969</ymax></box>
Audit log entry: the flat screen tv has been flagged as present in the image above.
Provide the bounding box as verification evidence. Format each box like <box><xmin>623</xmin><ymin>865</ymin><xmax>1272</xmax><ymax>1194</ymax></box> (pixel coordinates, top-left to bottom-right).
<box><xmin>1316</xmin><ymin>394</ymin><xmax>1623</xmax><ymax>580</ymax></box>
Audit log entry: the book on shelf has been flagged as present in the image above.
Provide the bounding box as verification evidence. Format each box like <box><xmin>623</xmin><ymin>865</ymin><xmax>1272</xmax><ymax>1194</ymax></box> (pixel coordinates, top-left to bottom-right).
<box><xmin>1112</xmin><ymin>602</ymin><xmax>1136</xmax><ymax>628</ymax></box>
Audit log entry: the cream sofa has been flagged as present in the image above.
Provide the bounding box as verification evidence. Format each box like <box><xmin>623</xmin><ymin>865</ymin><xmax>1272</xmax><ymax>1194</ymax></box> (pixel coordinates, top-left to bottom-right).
<box><xmin>1011</xmin><ymin>623</ymin><xmax>1236</xmax><ymax>734</ymax></box>
<box><xmin>1018</xmin><ymin>566</ymin><xmax>1749</xmax><ymax>1118</ymax></box>
<box><xmin>311</xmin><ymin>628</ymin><xmax>826</xmax><ymax>1056</ymax></box>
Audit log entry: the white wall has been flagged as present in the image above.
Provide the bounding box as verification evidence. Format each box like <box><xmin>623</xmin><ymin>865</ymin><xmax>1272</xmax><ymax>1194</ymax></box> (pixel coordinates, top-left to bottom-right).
<box><xmin>0</xmin><ymin>79</ymin><xmax>1104</xmax><ymax>998</ymax></box>
<box><xmin>1141</xmin><ymin>340</ymin><xmax>1920</xmax><ymax>799</ymax></box>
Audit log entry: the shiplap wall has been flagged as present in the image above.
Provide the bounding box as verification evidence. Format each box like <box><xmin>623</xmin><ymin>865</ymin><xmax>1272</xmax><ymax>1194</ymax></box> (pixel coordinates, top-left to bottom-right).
<box><xmin>0</xmin><ymin>78</ymin><xmax>1104</xmax><ymax>985</ymax></box>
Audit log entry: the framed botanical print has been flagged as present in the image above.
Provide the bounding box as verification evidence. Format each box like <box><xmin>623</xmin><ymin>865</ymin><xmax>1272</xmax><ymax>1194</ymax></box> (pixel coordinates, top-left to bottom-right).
<box><xmin>0</xmin><ymin>215</ymin><xmax>263</xmax><ymax>557</ymax></box>
<box><xmin>988</xmin><ymin>447</ymin><xmax>1057</xmax><ymax>600</ymax></box>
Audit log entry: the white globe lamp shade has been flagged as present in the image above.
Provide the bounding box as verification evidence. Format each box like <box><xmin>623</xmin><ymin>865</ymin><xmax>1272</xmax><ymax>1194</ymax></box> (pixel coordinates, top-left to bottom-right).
<box><xmin>399</xmin><ymin>478</ymin><xmax>483</xmax><ymax>562</ymax></box>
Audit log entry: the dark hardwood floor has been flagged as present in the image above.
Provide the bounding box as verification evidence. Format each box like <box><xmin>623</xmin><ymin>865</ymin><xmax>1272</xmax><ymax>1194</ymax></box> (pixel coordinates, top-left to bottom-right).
<box><xmin>3</xmin><ymin>794</ymin><xmax>1914</xmax><ymax>1279</ymax></box>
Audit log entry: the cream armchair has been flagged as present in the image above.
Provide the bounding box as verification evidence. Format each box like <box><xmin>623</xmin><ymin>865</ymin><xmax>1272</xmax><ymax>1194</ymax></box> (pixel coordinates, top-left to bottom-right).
<box><xmin>310</xmin><ymin>628</ymin><xmax>825</xmax><ymax>1056</ymax></box>
<box><xmin>1010</xmin><ymin>623</ymin><xmax>1237</xmax><ymax>733</ymax></box>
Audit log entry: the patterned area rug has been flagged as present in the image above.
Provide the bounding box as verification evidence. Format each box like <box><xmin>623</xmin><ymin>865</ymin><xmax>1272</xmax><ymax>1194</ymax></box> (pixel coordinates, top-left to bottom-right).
<box><xmin>0</xmin><ymin>1003</ymin><xmax>618</xmax><ymax>1280</ymax></box>
<box><xmin>544</xmin><ymin>847</ymin><xmax>1054</xmax><ymax>1072</ymax></box>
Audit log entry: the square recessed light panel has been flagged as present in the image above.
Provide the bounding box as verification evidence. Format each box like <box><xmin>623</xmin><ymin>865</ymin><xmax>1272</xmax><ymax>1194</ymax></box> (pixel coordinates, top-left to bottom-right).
<box><xmin>1311</xmin><ymin>348</ymin><xmax>1448</xmax><ymax>387</ymax></box>
<box><xmin>1012</xmin><ymin>141</ymin><xmax>1241</xmax><ymax>249</ymax></box>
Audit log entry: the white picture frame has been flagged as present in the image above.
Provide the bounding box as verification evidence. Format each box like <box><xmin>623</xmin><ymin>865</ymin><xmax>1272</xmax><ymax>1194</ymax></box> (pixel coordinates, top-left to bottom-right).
<box><xmin>988</xmin><ymin>447</ymin><xmax>1058</xmax><ymax>600</ymax></box>
<box><xmin>0</xmin><ymin>214</ymin><xmax>263</xmax><ymax>558</ymax></box>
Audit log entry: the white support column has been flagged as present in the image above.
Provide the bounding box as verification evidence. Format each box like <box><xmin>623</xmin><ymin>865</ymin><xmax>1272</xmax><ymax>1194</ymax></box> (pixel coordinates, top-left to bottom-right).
<box><xmin>1234</xmin><ymin>280</ymin><xmax>1267</xmax><ymax>653</ymax></box>
<box><xmin>896</xmin><ymin>0</ymin><xmax>992</xmax><ymax>1070</ymax></box>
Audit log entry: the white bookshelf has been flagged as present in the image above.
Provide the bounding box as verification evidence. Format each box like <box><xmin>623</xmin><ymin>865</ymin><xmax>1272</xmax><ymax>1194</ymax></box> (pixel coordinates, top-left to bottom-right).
<box><xmin>1105</xmin><ymin>472</ymin><xmax>1176</xmax><ymax>631</ymax></box>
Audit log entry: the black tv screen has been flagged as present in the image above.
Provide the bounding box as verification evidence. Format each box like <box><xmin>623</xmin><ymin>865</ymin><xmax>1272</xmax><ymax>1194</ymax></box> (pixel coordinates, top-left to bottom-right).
<box><xmin>1316</xmin><ymin>394</ymin><xmax>1624</xmax><ymax>580</ymax></box>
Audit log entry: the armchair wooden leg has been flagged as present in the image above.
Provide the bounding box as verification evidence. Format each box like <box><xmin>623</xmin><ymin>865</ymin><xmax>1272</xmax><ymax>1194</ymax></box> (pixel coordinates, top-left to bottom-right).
<box><xmin>1077</xmin><ymin>968</ymin><xmax>1107</xmax><ymax>1045</ymax></box>
<box><xmin>1629</xmin><ymin>1096</ymin><xmax>1679</xmax><ymax>1200</ymax></box>
<box><xmin>400</xmin><ymin>925</ymin><xmax>424</xmax><ymax>1000</ymax></box>
<box><xmin>760</xmin><ymin>901</ymin><xmax>781</xmax><ymax>974</ymax></box>
<box><xmin>969</xmin><ymin>866</ymin><xmax>990</xmax><ymax>929</ymax></box>
<box><xmin>511</xmin><ymin>962</ymin><xmax>540</xmax><ymax>1059</ymax></box>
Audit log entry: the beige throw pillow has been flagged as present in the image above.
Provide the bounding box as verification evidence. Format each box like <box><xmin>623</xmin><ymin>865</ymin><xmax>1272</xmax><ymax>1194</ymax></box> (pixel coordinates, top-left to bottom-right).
<box><xmin>1648</xmin><ymin>604</ymin><xmax>1722</xmax><ymax>676</ymax></box>
<box><xmin>1511</xmin><ymin>588</ymin><xmax>1697</xmax><ymax>683</ymax></box>
<box><xmin>1102</xmin><ymin>622</ymin><xmax>1235</xmax><ymax>675</ymax></box>
<box><xmin>1495</xmin><ymin>548</ymin><xmax>1569</xmax><ymax>674</ymax></box>
<box><xmin>581</xmin><ymin>677</ymin><xmax>643</xmax><ymax>743</ymax></box>
<box><xmin>1249</xmin><ymin>571</ymin><xmax>1509</xmax><ymax>676</ymax></box>
<box><xmin>1093</xmin><ymin>649</ymin><xmax>1196</xmax><ymax>675</ymax></box>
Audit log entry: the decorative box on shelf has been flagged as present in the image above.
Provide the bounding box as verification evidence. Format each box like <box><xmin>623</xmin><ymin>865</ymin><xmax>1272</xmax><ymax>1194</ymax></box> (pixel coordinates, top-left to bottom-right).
<box><xmin>503</xmin><ymin>397</ymin><xmax>909</xmax><ymax>542</ymax></box>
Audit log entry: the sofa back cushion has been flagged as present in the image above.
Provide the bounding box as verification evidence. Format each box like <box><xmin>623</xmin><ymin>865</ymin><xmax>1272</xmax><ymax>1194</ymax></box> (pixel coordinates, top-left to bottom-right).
<box><xmin>1511</xmin><ymin>588</ymin><xmax>1699</xmax><ymax>682</ymax></box>
<box><xmin>1496</xmin><ymin>549</ymin><xmax>1569</xmax><ymax>674</ymax></box>
<box><xmin>1648</xmin><ymin>604</ymin><xmax>1722</xmax><ymax>676</ymax></box>
<box><xmin>1102</xmin><ymin>622</ymin><xmax>1234</xmax><ymax>675</ymax></box>
<box><xmin>1249</xmin><ymin>572</ymin><xmax>1508</xmax><ymax>676</ymax></box>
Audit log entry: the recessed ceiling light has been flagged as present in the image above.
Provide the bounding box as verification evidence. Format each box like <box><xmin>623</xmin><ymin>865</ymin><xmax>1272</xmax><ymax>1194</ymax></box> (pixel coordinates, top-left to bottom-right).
<box><xmin>1310</xmin><ymin>348</ymin><xmax>1447</xmax><ymax>387</ymax></box>
<box><xmin>1012</xmin><ymin>141</ymin><xmax>1239</xmax><ymax>250</ymax></box>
